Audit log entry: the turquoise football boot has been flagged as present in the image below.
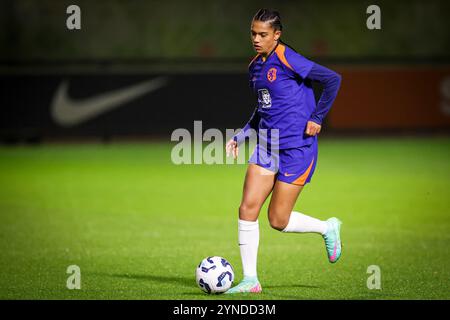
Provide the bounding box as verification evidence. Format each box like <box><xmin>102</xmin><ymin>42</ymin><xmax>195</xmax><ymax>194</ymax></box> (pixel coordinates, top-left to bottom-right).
<box><xmin>224</xmin><ymin>276</ymin><xmax>262</xmax><ymax>294</ymax></box>
<box><xmin>323</xmin><ymin>217</ymin><xmax>342</xmax><ymax>263</ymax></box>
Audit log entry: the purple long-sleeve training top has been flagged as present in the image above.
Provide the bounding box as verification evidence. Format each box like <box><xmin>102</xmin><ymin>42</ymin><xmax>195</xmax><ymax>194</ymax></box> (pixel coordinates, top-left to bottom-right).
<box><xmin>233</xmin><ymin>41</ymin><xmax>342</xmax><ymax>148</ymax></box>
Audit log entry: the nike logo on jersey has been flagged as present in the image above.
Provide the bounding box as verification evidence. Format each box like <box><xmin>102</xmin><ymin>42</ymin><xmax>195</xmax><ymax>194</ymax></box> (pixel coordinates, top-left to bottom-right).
<box><xmin>51</xmin><ymin>77</ymin><xmax>168</xmax><ymax>127</ymax></box>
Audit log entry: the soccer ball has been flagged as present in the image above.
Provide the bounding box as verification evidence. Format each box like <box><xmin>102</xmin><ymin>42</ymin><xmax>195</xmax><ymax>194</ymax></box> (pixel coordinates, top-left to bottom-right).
<box><xmin>195</xmin><ymin>256</ymin><xmax>234</xmax><ymax>294</ymax></box>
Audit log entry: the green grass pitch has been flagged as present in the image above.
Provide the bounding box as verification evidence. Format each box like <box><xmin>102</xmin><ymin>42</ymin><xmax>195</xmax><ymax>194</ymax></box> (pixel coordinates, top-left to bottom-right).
<box><xmin>0</xmin><ymin>137</ymin><xmax>449</xmax><ymax>300</ymax></box>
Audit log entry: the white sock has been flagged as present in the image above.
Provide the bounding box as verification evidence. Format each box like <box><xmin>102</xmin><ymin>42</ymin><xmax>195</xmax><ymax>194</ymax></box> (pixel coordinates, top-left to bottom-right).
<box><xmin>282</xmin><ymin>211</ymin><xmax>328</xmax><ymax>235</ymax></box>
<box><xmin>238</xmin><ymin>219</ymin><xmax>259</xmax><ymax>279</ymax></box>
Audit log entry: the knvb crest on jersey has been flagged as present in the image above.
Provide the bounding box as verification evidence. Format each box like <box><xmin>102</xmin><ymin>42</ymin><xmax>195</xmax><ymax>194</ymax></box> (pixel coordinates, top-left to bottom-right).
<box><xmin>267</xmin><ymin>67</ymin><xmax>277</xmax><ymax>82</ymax></box>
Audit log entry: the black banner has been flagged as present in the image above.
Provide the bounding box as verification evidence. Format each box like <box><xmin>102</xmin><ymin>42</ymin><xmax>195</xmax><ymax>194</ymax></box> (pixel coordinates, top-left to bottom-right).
<box><xmin>0</xmin><ymin>299</ymin><xmax>445</xmax><ymax>319</ymax></box>
<box><xmin>0</xmin><ymin>73</ymin><xmax>261</xmax><ymax>141</ymax></box>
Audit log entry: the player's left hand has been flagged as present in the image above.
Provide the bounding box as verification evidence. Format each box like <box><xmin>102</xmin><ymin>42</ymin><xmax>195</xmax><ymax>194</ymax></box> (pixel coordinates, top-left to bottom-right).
<box><xmin>305</xmin><ymin>121</ymin><xmax>321</xmax><ymax>136</ymax></box>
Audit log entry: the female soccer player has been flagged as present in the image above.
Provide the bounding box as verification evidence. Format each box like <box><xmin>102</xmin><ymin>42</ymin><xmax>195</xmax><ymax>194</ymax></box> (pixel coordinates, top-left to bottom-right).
<box><xmin>225</xmin><ymin>9</ymin><xmax>342</xmax><ymax>294</ymax></box>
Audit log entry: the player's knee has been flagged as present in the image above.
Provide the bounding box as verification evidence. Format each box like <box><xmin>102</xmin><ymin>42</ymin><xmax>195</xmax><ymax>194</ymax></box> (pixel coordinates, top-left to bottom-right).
<box><xmin>239</xmin><ymin>203</ymin><xmax>259</xmax><ymax>221</ymax></box>
<box><xmin>268</xmin><ymin>211</ymin><xmax>288</xmax><ymax>231</ymax></box>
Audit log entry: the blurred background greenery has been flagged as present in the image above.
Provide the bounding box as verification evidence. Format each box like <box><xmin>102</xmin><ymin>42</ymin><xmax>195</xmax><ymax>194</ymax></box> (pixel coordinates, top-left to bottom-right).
<box><xmin>1</xmin><ymin>0</ymin><xmax>449</xmax><ymax>61</ymax></box>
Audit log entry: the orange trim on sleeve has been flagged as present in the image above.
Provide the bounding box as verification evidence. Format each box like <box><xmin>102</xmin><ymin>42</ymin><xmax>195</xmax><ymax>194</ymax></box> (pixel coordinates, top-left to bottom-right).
<box><xmin>275</xmin><ymin>44</ymin><xmax>294</xmax><ymax>71</ymax></box>
<box><xmin>292</xmin><ymin>157</ymin><xmax>315</xmax><ymax>186</ymax></box>
<box><xmin>248</xmin><ymin>54</ymin><xmax>260</xmax><ymax>68</ymax></box>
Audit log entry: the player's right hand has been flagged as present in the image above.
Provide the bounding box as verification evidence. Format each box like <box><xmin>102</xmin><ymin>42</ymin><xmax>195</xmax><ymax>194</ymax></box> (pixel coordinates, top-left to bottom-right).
<box><xmin>226</xmin><ymin>139</ymin><xmax>239</xmax><ymax>159</ymax></box>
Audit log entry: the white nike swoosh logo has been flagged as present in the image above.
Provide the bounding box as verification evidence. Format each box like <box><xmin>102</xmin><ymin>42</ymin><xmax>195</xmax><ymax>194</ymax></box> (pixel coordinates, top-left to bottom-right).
<box><xmin>51</xmin><ymin>77</ymin><xmax>168</xmax><ymax>127</ymax></box>
<box><xmin>284</xmin><ymin>173</ymin><xmax>295</xmax><ymax>176</ymax></box>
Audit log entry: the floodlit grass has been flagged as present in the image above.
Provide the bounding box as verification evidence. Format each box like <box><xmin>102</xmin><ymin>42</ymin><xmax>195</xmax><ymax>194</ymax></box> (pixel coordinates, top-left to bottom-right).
<box><xmin>0</xmin><ymin>137</ymin><xmax>449</xmax><ymax>299</ymax></box>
